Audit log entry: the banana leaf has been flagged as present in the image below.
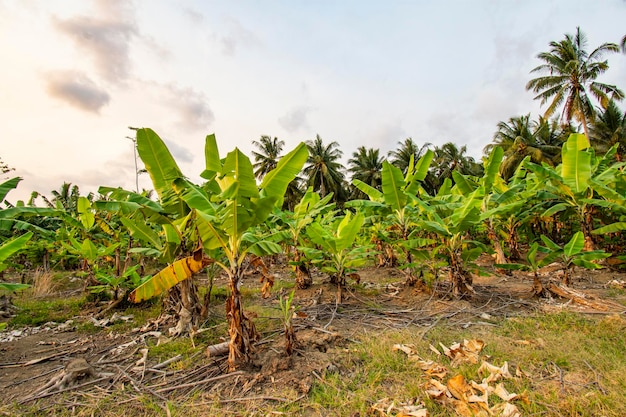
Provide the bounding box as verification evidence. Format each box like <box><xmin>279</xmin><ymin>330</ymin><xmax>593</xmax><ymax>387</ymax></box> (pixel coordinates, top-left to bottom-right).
<box><xmin>129</xmin><ymin>251</ymin><xmax>210</xmax><ymax>303</ymax></box>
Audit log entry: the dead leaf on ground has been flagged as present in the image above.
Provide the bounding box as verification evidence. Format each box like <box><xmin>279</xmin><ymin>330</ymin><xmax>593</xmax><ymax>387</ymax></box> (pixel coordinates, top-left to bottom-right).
<box><xmin>491</xmin><ymin>402</ymin><xmax>522</xmax><ymax>417</ymax></box>
<box><xmin>371</xmin><ymin>397</ymin><xmax>429</xmax><ymax>417</ymax></box>
<box><xmin>478</xmin><ymin>361</ymin><xmax>513</xmax><ymax>383</ymax></box>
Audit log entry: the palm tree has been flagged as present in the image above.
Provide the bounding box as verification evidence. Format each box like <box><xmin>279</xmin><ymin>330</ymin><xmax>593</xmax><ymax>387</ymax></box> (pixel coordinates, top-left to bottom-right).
<box><xmin>621</xmin><ymin>34</ymin><xmax>626</xmax><ymax>53</ymax></box>
<box><xmin>348</xmin><ymin>146</ymin><xmax>384</xmax><ymax>199</ymax></box>
<box><xmin>526</xmin><ymin>27</ymin><xmax>623</xmax><ymax>139</ymax></box>
<box><xmin>50</xmin><ymin>182</ymin><xmax>92</xmax><ymax>213</ymax></box>
<box><xmin>485</xmin><ymin>115</ymin><xmax>566</xmax><ymax>180</ymax></box>
<box><xmin>432</xmin><ymin>142</ymin><xmax>483</xmax><ymax>186</ymax></box>
<box><xmin>251</xmin><ymin>136</ymin><xmax>285</xmax><ymax>179</ymax></box>
<box><xmin>590</xmin><ymin>100</ymin><xmax>626</xmax><ymax>161</ymax></box>
<box><xmin>388</xmin><ymin>138</ymin><xmax>432</xmax><ymax>174</ymax></box>
<box><xmin>303</xmin><ymin>135</ymin><xmax>347</xmax><ymax>203</ymax></box>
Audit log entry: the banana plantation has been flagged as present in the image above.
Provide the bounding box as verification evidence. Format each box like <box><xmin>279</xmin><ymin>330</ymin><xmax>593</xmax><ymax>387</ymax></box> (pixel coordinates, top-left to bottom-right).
<box><xmin>1</xmin><ymin>28</ymin><xmax>626</xmax><ymax>417</ymax></box>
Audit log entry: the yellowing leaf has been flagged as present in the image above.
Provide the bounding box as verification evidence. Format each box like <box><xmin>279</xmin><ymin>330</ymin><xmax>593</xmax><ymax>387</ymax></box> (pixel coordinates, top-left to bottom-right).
<box><xmin>129</xmin><ymin>251</ymin><xmax>211</xmax><ymax>303</ymax></box>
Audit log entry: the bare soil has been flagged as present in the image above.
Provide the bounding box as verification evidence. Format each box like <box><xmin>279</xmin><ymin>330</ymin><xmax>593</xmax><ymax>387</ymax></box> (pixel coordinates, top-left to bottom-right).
<box><xmin>1</xmin><ymin>258</ymin><xmax>625</xmax><ymax>415</ymax></box>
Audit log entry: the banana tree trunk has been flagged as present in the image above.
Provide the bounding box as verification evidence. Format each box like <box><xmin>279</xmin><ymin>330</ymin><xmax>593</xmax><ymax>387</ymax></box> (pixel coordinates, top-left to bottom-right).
<box><xmin>506</xmin><ymin>225</ymin><xmax>521</xmax><ymax>261</ymax></box>
<box><xmin>226</xmin><ymin>267</ymin><xmax>259</xmax><ymax>370</ymax></box>
<box><xmin>581</xmin><ymin>207</ymin><xmax>596</xmax><ymax>251</ymax></box>
<box><xmin>487</xmin><ymin>221</ymin><xmax>507</xmax><ymax>265</ymax></box>
<box><xmin>293</xmin><ymin>250</ymin><xmax>312</xmax><ymax>289</ymax></box>
<box><xmin>449</xmin><ymin>251</ymin><xmax>474</xmax><ymax>298</ymax></box>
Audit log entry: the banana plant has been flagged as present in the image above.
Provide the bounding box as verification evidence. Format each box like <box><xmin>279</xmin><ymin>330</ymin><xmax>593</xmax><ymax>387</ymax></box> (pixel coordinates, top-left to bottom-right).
<box><xmin>350</xmin><ymin>150</ymin><xmax>434</xmax><ymax>285</ymax></box>
<box><xmin>304</xmin><ymin>211</ymin><xmax>367</xmax><ymax>303</ymax></box>
<box><xmin>539</xmin><ymin>232</ymin><xmax>610</xmax><ymax>286</ymax></box>
<box><xmin>276</xmin><ymin>188</ymin><xmax>335</xmax><ymax>289</ymax></box>
<box><xmin>523</xmin><ymin>133</ymin><xmax>624</xmax><ymax>251</ymax></box>
<box><xmin>414</xmin><ymin>185</ymin><xmax>487</xmax><ymax>297</ymax></box>
<box><xmin>128</xmin><ymin>128</ymin><xmax>307</xmax><ymax>369</ymax></box>
<box><xmin>495</xmin><ymin>242</ymin><xmax>550</xmax><ymax>296</ymax></box>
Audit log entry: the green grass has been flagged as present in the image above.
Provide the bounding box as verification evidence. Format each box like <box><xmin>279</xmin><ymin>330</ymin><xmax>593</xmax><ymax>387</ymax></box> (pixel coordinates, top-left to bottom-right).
<box><xmin>10</xmin><ymin>296</ymin><xmax>86</xmax><ymax>326</ymax></box>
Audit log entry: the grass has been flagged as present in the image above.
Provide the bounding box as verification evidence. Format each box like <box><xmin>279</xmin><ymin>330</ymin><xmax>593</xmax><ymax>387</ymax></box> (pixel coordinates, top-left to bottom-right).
<box><xmin>10</xmin><ymin>296</ymin><xmax>86</xmax><ymax>326</ymax></box>
<box><xmin>4</xmin><ymin>266</ymin><xmax>626</xmax><ymax>417</ymax></box>
<box><xmin>292</xmin><ymin>312</ymin><xmax>626</xmax><ymax>417</ymax></box>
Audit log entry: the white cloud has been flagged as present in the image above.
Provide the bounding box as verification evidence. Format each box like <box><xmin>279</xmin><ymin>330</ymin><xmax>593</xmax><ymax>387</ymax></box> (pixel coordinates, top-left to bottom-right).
<box><xmin>44</xmin><ymin>70</ymin><xmax>110</xmax><ymax>113</ymax></box>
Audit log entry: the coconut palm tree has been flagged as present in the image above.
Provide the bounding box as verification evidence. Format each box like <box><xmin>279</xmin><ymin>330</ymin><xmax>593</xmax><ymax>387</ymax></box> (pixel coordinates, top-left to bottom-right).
<box><xmin>388</xmin><ymin>138</ymin><xmax>432</xmax><ymax>174</ymax></box>
<box><xmin>50</xmin><ymin>183</ymin><xmax>92</xmax><ymax>214</ymax></box>
<box><xmin>251</xmin><ymin>136</ymin><xmax>285</xmax><ymax>179</ymax></box>
<box><xmin>485</xmin><ymin>115</ymin><xmax>567</xmax><ymax>180</ymax></box>
<box><xmin>590</xmin><ymin>100</ymin><xmax>626</xmax><ymax>161</ymax></box>
<box><xmin>348</xmin><ymin>146</ymin><xmax>384</xmax><ymax>199</ymax></box>
<box><xmin>431</xmin><ymin>142</ymin><xmax>483</xmax><ymax>186</ymax></box>
<box><xmin>303</xmin><ymin>135</ymin><xmax>347</xmax><ymax>203</ymax></box>
<box><xmin>526</xmin><ymin>27</ymin><xmax>623</xmax><ymax>139</ymax></box>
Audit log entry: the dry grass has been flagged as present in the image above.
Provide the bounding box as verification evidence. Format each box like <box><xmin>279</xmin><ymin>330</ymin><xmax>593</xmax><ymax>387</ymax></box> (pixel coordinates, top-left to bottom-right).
<box><xmin>31</xmin><ymin>268</ymin><xmax>57</xmax><ymax>297</ymax></box>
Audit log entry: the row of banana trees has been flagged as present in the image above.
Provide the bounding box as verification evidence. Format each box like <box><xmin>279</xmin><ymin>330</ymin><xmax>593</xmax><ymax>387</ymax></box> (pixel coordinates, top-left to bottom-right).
<box><xmin>1</xmin><ymin>129</ymin><xmax>625</xmax><ymax>370</ymax></box>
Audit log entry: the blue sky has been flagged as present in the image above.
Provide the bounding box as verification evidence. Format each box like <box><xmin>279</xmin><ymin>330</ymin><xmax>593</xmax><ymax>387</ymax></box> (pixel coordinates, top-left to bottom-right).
<box><xmin>1</xmin><ymin>0</ymin><xmax>625</xmax><ymax>203</ymax></box>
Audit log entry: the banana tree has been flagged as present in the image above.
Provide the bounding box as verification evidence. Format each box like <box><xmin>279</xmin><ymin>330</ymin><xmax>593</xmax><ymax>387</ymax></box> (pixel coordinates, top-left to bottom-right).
<box><xmin>414</xmin><ymin>185</ymin><xmax>487</xmax><ymax>297</ymax></box>
<box><xmin>275</xmin><ymin>188</ymin><xmax>335</xmax><ymax>289</ymax></box>
<box><xmin>539</xmin><ymin>232</ymin><xmax>610</xmax><ymax>286</ymax></box>
<box><xmin>495</xmin><ymin>242</ymin><xmax>550</xmax><ymax>296</ymax></box>
<box><xmin>523</xmin><ymin>133</ymin><xmax>624</xmax><ymax>251</ymax></box>
<box><xmin>350</xmin><ymin>151</ymin><xmax>434</xmax><ymax>285</ymax></box>
<box><xmin>304</xmin><ymin>210</ymin><xmax>367</xmax><ymax>303</ymax></box>
<box><xmin>128</xmin><ymin>128</ymin><xmax>307</xmax><ymax>369</ymax></box>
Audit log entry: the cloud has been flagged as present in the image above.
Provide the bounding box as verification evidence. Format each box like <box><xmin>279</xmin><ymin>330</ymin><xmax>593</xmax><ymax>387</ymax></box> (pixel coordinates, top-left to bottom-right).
<box><xmin>165</xmin><ymin>85</ymin><xmax>215</xmax><ymax>132</ymax></box>
<box><xmin>52</xmin><ymin>0</ymin><xmax>137</xmax><ymax>83</ymax></box>
<box><xmin>279</xmin><ymin>106</ymin><xmax>313</xmax><ymax>133</ymax></box>
<box><xmin>45</xmin><ymin>70</ymin><xmax>110</xmax><ymax>113</ymax></box>
<box><xmin>213</xmin><ymin>17</ymin><xmax>261</xmax><ymax>56</ymax></box>
<box><xmin>163</xmin><ymin>139</ymin><xmax>194</xmax><ymax>164</ymax></box>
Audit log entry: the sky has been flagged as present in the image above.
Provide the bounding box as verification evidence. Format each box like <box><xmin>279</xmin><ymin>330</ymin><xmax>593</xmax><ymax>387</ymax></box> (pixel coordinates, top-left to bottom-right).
<box><xmin>1</xmin><ymin>0</ymin><xmax>625</xmax><ymax>204</ymax></box>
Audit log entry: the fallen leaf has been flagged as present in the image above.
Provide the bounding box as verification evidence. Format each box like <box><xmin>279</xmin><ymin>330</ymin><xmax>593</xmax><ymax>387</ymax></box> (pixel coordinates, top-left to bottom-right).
<box><xmin>428</xmin><ymin>344</ymin><xmax>441</xmax><ymax>356</ymax></box>
<box><xmin>393</xmin><ymin>344</ymin><xmax>419</xmax><ymax>357</ymax></box>
<box><xmin>424</xmin><ymin>379</ymin><xmax>448</xmax><ymax>399</ymax></box>
<box><xmin>447</xmin><ymin>374</ymin><xmax>473</xmax><ymax>402</ymax></box>
<box><xmin>493</xmin><ymin>383</ymin><xmax>519</xmax><ymax>402</ymax></box>
<box><xmin>478</xmin><ymin>361</ymin><xmax>513</xmax><ymax>383</ymax></box>
<box><xmin>491</xmin><ymin>402</ymin><xmax>521</xmax><ymax>417</ymax></box>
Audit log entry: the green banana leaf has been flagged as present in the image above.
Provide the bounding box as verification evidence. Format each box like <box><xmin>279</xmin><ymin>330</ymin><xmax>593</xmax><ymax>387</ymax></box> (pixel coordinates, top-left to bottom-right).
<box><xmin>0</xmin><ymin>177</ymin><xmax>21</xmax><ymax>203</ymax></box>
<box><xmin>336</xmin><ymin>212</ymin><xmax>364</xmax><ymax>252</ymax></box>
<box><xmin>413</xmin><ymin>149</ymin><xmax>435</xmax><ymax>182</ymax></box>
<box><xmin>220</xmin><ymin>148</ymin><xmax>259</xmax><ymax>199</ymax></box>
<box><xmin>381</xmin><ymin>161</ymin><xmax>406</xmax><ymax>211</ymax></box>
<box><xmin>561</xmin><ymin>134</ymin><xmax>591</xmax><ymax>194</ymax></box>
<box><xmin>120</xmin><ymin>217</ymin><xmax>163</xmax><ymax>251</ymax></box>
<box><xmin>452</xmin><ymin>171</ymin><xmax>474</xmax><ymax>196</ymax></box>
<box><xmin>592</xmin><ymin>222</ymin><xmax>626</xmax><ymax>234</ymax></box>
<box><xmin>260</xmin><ymin>142</ymin><xmax>308</xmax><ymax>201</ymax></box>
<box><xmin>563</xmin><ymin>232</ymin><xmax>585</xmax><ymax>257</ymax></box>
<box><xmin>136</xmin><ymin>128</ymin><xmax>184</xmax><ymax>200</ymax></box>
<box><xmin>0</xmin><ymin>232</ymin><xmax>33</xmax><ymax>264</ymax></box>
<box><xmin>351</xmin><ymin>179</ymin><xmax>384</xmax><ymax>202</ymax></box>
<box><xmin>483</xmin><ymin>147</ymin><xmax>503</xmax><ymax>195</ymax></box>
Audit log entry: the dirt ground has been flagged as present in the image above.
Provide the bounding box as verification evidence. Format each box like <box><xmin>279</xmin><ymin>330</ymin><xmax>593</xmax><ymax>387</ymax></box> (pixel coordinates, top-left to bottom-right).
<box><xmin>1</xmin><ymin>257</ymin><xmax>625</xmax><ymax>415</ymax></box>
